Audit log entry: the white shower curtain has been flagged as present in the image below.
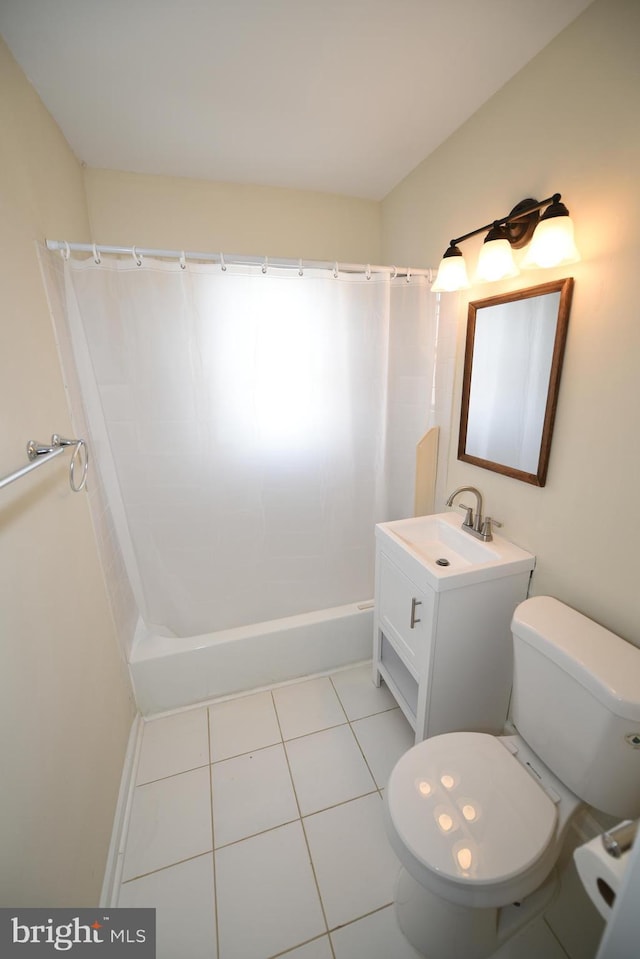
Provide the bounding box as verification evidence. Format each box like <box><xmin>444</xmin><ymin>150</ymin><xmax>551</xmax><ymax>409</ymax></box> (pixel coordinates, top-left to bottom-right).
<box><xmin>60</xmin><ymin>256</ymin><xmax>449</xmax><ymax>637</ymax></box>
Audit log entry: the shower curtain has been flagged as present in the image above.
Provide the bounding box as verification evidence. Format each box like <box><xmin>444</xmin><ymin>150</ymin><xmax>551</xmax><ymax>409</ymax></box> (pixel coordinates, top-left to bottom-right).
<box><xmin>58</xmin><ymin>255</ymin><xmax>450</xmax><ymax>638</ymax></box>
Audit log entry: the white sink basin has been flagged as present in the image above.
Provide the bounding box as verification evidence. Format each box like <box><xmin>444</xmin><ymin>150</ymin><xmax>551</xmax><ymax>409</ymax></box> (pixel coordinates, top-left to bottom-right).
<box><xmin>391</xmin><ymin>514</ymin><xmax>498</xmax><ymax>566</ymax></box>
<box><xmin>376</xmin><ymin>512</ymin><xmax>535</xmax><ymax>591</ymax></box>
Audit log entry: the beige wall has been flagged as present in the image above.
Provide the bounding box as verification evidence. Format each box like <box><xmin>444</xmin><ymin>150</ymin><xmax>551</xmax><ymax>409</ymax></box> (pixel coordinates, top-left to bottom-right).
<box><xmin>84</xmin><ymin>168</ymin><xmax>382</xmax><ymax>264</ymax></box>
<box><xmin>0</xmin><ymin>39</ymin><xmax>135</xmax><ymax>906</ymax></box>
<box><xmin>382</xmin><ymin>0</ymin><xmax>640</xmax><ymax>646</ymax></box>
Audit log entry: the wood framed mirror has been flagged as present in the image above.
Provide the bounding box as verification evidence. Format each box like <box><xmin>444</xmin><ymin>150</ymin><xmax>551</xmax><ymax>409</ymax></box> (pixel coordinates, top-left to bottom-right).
<box><xmin>458</xmin><ymin>278</ymin><xmax>573</xmax><ymax>486</ymax></box>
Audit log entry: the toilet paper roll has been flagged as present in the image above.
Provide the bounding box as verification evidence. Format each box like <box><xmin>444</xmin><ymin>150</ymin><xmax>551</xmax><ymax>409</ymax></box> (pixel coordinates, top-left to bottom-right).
<box><xmin>574</xmin><ymin>833</ymin><xmax>631</xmax><ymax>920</ymax></box>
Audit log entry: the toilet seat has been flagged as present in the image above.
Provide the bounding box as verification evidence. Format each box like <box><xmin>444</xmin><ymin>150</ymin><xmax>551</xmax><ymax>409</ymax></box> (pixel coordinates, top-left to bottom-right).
<box><xmin>385</xmin><ymin>732</ymin><xmax>559</xmax><ymax>908</ymax></box>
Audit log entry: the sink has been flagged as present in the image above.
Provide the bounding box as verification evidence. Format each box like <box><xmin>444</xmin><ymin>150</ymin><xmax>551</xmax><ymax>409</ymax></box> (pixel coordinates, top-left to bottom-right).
<box><xmin>376</xmin><ymin>512</ymin><xmax>535</xmax><ymax>591</ymax></box>
<box><xmin>391</xmin><ymin>514</ymin><xmax>499</xmax><ymax>567</ymax></box>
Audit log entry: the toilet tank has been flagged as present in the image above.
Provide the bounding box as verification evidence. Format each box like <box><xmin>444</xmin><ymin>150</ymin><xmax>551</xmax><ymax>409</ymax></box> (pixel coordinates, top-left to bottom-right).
<box><xmin>511</xmin><ymin>596</ymin><xmax>640</xmax><ymax>819</ymax></box>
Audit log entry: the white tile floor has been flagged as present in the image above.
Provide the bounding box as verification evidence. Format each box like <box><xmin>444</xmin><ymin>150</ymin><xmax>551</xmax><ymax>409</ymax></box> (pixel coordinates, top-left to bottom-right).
<box><xmin>116</xmin><ymin>663</ymin><xmax>569</xmax><ymax>959</ymax></box>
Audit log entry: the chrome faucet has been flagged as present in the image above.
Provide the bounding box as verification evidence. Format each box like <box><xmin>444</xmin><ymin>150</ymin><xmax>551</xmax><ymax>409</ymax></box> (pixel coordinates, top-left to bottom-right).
<box><xmin>445</xmin><ymin>486</ymin><xmax>502</xmax><ymax>541</ymax></box>
<box><xmin>446</xmin><ymin>486</ymin><xmax>483</xmax><ymax>531</ymax></box>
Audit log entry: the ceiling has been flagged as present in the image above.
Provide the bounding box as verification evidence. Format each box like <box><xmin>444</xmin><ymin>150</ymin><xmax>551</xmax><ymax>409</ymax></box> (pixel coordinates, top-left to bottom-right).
<box><xmin>1</xmin><ymin>0</ymin><xmax>593</xmax><ymax>200</ymax></box>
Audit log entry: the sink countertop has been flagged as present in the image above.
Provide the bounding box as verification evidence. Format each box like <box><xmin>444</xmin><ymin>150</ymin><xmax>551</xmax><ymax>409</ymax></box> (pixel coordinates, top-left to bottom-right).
<box><xmin>375</xmin><ymin>512</ymin><xmax>535</xmax><ymax>592</ymax></box>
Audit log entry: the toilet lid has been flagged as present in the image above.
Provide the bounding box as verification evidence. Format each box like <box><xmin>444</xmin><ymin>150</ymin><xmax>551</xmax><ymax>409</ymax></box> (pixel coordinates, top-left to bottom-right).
<box><xmin>387</xmin><ymin>732</ymin><xmax>557</xmax><ymax>887</ymax></box>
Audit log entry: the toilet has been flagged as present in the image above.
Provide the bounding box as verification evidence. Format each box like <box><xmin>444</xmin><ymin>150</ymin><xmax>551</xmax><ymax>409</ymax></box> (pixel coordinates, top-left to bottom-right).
<box><xmin>384</xmin><ymin>596</ymin><xmax>640</xmax><ymax>959</ymax></box>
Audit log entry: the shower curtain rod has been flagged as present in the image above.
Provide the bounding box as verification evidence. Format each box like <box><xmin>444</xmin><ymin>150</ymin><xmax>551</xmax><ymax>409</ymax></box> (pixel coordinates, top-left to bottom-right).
<box><xmin>45</xmin><ymin>239</ymin><xmax>433</xmax><ymax>280</ymax></box>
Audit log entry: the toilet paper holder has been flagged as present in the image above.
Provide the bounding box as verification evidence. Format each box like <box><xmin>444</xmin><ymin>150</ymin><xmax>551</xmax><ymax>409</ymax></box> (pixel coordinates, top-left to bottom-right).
<box><xmin>602</xmin><ymin>819</ymin><xmax>638</xmax><ymax>858</ymax></box>
<box><xmin>574</xmin><ymin>820</ymin><xmax>637</xmax><ymax>920</ymax></box>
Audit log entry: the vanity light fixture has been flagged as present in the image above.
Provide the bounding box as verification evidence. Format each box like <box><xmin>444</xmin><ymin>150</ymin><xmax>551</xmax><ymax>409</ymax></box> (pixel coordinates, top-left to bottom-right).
<box><xmin>431</xmin><ymin>193</ymin><xmax>580</xmax><ymax>292</ymax></box>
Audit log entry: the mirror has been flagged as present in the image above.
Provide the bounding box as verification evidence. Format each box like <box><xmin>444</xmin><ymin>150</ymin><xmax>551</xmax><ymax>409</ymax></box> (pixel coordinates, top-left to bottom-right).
<box><xmin>459</xmin><ymin>278</ymin><xmax>573</xmax><ymax>486</ymax></box>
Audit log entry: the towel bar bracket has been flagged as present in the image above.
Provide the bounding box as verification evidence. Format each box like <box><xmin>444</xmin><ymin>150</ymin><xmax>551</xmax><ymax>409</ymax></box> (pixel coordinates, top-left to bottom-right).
<box><xmin>1</xmin><ymin>434</ymin><xmax>88</xmax><ymax>493</ymax></box>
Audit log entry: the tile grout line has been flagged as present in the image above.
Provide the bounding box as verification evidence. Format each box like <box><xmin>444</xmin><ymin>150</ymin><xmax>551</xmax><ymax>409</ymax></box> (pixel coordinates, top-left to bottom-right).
<box><xmin>327</xmin><ymin>901</ymin><xmax>396</xmax><ymax>937</ymax></box>
<box><xmin>542</xmin><ymin>917</ymin><xmax>571</xmax><ymax>959</ymax></box>
<box><xmin>347</xmin><ymin>717</ymin><xmax>384</xmax><ymax>796</ymax></box>
<box><xmin>120</xmin><ymin>850</ymin><xmax>213</xmax><ymax>887</ymax></box>
<box><xmin>136</xmin><ymin>759</ymin><xmax>211</xmax><ymax>788</ymax></box>
<box><xmin>329</xmin><ymin>674</ymin><xmax>352</xmax><ymax>727</ymax></box>
<box><xmin>329</xmin><ymin>673</ymin><xmax>387</xmax><ymax>796</ymax></box>
<box><xmin>211</xmin><ymin>737</ymin><xmax>287</xmax><ymax>767</ymax></box>
<box><xmin>211</xmin><ymin>789</ymin><xmax>383</xmax><ymax>854</ymax></box>
<box><xmin>264</xmin><ymin>901</ymin><xmax>412</xmax><ymax>959</ymax></box>
<box><xmin>265</xmin><ymin>932</ymin><xmax>332</xmax><ymax>959</ymax></box>
<box><xmin>271</xmin><ymin>688</ymin><xmax>337</xmax><ymax>959</ymax></box>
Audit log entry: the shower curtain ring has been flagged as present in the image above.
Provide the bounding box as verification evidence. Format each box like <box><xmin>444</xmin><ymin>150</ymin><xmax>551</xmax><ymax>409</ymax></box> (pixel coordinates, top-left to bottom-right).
<box><xmin>179</xmin><ymin>251</ymin><xmax>187</xmax><ymax>270</ymax></box>
<box><xmin>62</xmin><ymin>241</ymin><xmax>71</xmax><ymax>261</ymax></box>
<box><xmin>406</xmin><ymin>269</ymin><xmax>412</xmax><ymax>283</ymax></box>
<box><xmin>298</xmin><ymin>258</ymin><xmax>304</xmax><ymax>276</ymax></box>
<box><xmin>92</xmin><ymin>244</ymin><xmax>101</xmax><ymax>264</ymax></box>
<box><xmin>391</xmin><ymin>266</ymin><xmax>398</xmax><ymax>279</ymax></box>
<box><xmin>132</xmin><ymin>246</ymin><xmax>143</xmax><ymax>267</ymax></box>
<box><xmin>262</xmin><ymin>257</ymin><xmax>268</xmax><ymax>274</ymax></box>
<box><xmin>366</xmin><ymin>264</ymin><xmax>372</xmax><ymax>280</ymax></box>
<box><xmin>220</xmin><ymin>252</ymin><xmax>226</xmax><ymax>271</ymax></box>
<box><xmin>333</xmin><ymin>262</ymin><xmax>339</xmax><ymax>278</ymax></box>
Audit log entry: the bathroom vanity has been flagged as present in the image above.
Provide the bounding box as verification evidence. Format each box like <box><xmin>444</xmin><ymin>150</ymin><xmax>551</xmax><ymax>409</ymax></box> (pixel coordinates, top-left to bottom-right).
<box><xmin>373</xmin><ymin>513</ymin><xmax>535</xmax><ymax>742</ymax></box>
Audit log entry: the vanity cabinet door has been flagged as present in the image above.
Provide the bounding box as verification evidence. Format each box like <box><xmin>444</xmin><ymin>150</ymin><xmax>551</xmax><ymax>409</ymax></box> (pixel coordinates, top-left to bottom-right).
<box><xmin>377</xmin><ymin>551</ymin><xmax>434</xmax><ymax>679</ymax></box>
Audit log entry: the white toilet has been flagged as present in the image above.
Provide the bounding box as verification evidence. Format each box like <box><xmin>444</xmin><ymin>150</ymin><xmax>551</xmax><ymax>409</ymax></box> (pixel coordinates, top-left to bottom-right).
<box><xmin>384</xmin><ymin>596</ymin><xmax>640</xmax><ymax>959</ymax></box>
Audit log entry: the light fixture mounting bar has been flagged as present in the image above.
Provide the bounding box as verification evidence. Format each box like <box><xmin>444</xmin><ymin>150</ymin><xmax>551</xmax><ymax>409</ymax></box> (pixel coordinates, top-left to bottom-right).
<box><xmin>448</xmin><ymin>194</ymin><xmax>562</xmax><ymax>250</ymax></box>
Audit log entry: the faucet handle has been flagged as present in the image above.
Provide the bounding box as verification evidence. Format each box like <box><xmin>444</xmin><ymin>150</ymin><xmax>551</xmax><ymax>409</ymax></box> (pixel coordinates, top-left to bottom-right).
<box><xmin>457</xmin><ymin>502</ymin><xmax>474</xmax><ymax>528</ymax></box>
<box><xmin>481</xmin><ymin>517</ymin><xmax>502</xmax><ymax>540</ymax></box>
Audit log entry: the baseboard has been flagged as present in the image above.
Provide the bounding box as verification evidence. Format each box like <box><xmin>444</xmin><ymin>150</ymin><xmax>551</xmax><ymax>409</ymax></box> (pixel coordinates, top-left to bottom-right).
<box><xmin>99</xmin><ymin>713</ymin><xmax>144</xmax><ymax>907</ymax></box>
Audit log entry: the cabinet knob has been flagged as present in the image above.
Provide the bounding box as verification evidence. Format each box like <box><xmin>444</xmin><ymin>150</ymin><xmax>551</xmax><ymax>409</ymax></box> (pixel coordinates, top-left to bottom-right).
<box><xmin>410</xmin><ymin>597</ymin><xmax>422</xmax><ymax>629</ymax></box>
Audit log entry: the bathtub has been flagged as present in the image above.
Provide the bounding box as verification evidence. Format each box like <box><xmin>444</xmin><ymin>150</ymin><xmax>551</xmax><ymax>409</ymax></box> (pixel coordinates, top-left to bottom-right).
<box><xmin>129</xmin><ymin>601</ymin><xmax>374</xmax><ymax>715</ymax></box>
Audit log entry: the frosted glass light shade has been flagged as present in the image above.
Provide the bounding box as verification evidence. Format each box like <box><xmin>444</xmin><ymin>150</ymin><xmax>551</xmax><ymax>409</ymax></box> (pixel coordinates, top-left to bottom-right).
<box><xmin>476</xmin><ymin>238</ymin><xmax>520</xmax><ymax>283</ymax></box>
<box><xmin>522</xmin><ymin>215</ymin><xmax>580</xmax><ymax>269</ymax></box>
<box><xmin>431</xmin><ymin>251</ymin><xmax>470</xmax><ymax>292</ymax></box>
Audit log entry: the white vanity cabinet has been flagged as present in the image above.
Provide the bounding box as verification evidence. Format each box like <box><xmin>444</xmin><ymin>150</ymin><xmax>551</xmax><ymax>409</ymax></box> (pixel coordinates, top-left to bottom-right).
<box><xmin>372</xmin><ymin>514</ymin><xmax>535</xmax><ymax>744</ymax></box>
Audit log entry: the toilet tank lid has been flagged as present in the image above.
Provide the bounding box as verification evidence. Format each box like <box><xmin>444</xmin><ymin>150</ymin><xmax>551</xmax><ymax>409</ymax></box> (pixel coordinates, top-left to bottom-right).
<box><xmin>512</xmin><ymin>597</ymin><xmax>640</xmax><ymax>721</ymax></box>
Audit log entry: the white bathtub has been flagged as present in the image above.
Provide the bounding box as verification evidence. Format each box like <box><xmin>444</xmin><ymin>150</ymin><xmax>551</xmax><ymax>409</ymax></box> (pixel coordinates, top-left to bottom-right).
<box><xmin>129</xmin><ymin>601</ymin><xmax>374</xmax><ymax>715</ymax></box>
